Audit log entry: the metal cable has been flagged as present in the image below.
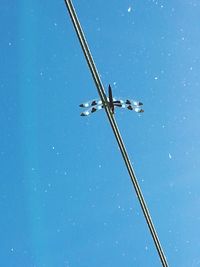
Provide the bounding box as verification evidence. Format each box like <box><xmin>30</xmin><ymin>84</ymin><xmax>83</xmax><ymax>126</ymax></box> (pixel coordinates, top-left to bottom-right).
<box><xmin>64</xmin><ymin>1</ymin><xmax>169</xmax><ymax>266</ymax></box>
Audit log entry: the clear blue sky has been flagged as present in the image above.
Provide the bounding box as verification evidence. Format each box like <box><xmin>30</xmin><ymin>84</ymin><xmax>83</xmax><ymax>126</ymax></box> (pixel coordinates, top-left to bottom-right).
<box><xmin>1</xmin><ymin>0</ymin><xmax>200</xmax><ymax>266</ymax></box>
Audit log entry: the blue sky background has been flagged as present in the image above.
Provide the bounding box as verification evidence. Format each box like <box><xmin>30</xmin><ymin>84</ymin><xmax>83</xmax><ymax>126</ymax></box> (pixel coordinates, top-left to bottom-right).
<box><xmin>1</xmin><ymin>0</ymin><xmax>200</xmax><ymax>266</ymax></box>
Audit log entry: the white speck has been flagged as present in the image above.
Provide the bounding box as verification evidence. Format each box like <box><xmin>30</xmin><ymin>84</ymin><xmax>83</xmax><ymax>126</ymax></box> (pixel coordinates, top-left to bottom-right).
<box><xmin>128</xmin><ymin>6</ymin><xmax>132</xmax><ymax>12</ymax></box>
<box><xmin>182</xmin><ymin>116</ymin><xmax>186</xmax><ymax>120</ymax></box>
<box><xmin>113</xmin><ymin>81</ymin><xmax>117</xmax><ymax>86</ymax></box>
<box><xmin>161</xmin><ymin>5</ymin><xmax>164</xmax><ymax>8</ymax></box>
<box><xmin>154</xmin><ymin>76</ymin><xmax>158</xmax><ymax>80</ymax></box>
<box><xmin>8</xmin><ymin>42</ymin><xmax>12</xmax><ymax>46</ymax></box>
<box><xmin>52</xmin><ymin>146</ymin><xmax>55</xmax><ymax>150</ymax></box>
<box><xmin>64</xmin><ymin>171</ymin><xmax>67</xmax><ymax>176</ymax></box>
<box><xmin>54</xmin><ymin>22</ymin><xmax>57</xmax><ymax>26</ymax></box>
<box><xmin>98</xmin><ymin>164</ymin><xmax>102</xmax><ymax>168</ymax></box>
<box><xmin>118</xmin><ymin>205</ymin><xmax>121</xmax><ymax>209</ymax></box>
<box><xmin>182</xmin><ymin>81</ymin><xmax>187</xmax><ymax>87</ymax></box>
<box><xmin>168</xmin><ymin>153</ymin><xmax>172</xmax><ymax>159</ymax></box>
<box><xmin>145</xmin><ymin>245</ymin><xmax>148</xmax><ymax>251</ymax></box>
<box><xmin>11</xmin><ymin>248</ymin><xmax>14</xmax><ymax>252</ymax></box>
<box><xmin>115</xmin><ymin>240</ymin><xmax>119</xmax><ymax>245</ymax></box>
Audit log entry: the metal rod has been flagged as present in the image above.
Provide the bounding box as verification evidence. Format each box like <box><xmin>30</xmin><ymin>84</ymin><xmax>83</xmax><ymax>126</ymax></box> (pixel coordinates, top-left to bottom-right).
<box><xmin>64</xmin><ymin>1</ymin><xmax>169</xmax><ymax>266</ymax></box>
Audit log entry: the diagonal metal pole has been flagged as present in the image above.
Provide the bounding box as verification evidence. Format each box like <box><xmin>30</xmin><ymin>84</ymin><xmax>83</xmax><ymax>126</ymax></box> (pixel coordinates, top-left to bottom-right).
<box><xmin>64</xmin><ymin>1</ymin><xmax>169</xmax><ymax>266</ymax></box>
